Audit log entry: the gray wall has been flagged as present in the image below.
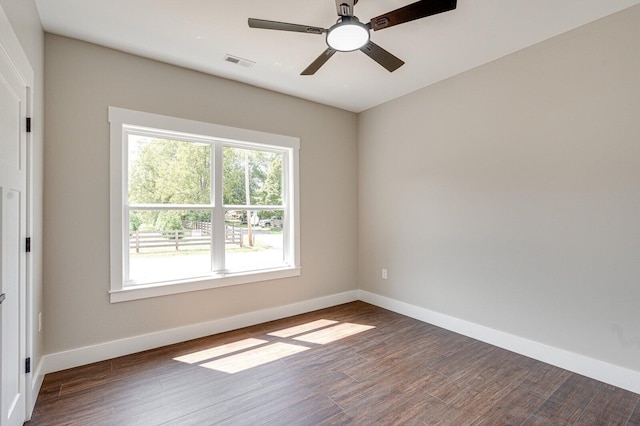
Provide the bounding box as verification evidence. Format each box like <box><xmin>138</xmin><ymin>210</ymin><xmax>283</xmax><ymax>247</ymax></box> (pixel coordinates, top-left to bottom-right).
<box><xmin>358</xmin><ymin>5</ymin><xmax>640</xmax><ymax>371</ymax></box>
<box><xmin>43</xmin><ymin>34</ymin><xmax>358</xmax><ymax>354</ymax></box>
<box><xmin>0</xmin><ymin>0</ymin><xmax>45</xmax><ymax>387</ymax></box>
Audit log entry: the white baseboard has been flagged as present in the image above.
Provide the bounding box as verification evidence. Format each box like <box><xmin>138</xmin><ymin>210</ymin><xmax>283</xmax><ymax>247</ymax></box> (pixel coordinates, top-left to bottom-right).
<box><xmin>43</xmin><ymin>290</ymin><xmax>358</xmax><ymax>374</ymax></box>
<box><xmin>358</xmin><ymin>290</ymin><xmax>640</xmax><ymax>395</ymax></box>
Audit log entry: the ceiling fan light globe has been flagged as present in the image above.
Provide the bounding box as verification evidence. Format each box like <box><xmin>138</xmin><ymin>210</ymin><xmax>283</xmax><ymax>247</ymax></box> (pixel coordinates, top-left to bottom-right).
<box><xmin>327</xmin><ymin>21</ymin><xmax>370</xmax><ymax>52</ymax></box>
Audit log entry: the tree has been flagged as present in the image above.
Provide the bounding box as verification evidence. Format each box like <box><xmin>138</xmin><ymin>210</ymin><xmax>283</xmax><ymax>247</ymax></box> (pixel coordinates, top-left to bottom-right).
<box><xmin>129</xmin><ymin>138</ymin><xmax>211</xmax><ymax>230</ymax></box>
<box><xmin>128</xmin><ymin>139</ymin><xmax>284</xmax><ymax>232</ymax></box>
<box><xmin>222</xmin><ymin>147</ymin><xmax>276</xmax><ymax>206</ymax></box>
<box><xmin>156</xmin><ymin>210</ymin><xmax>184</xmax><ymax>239</ymax></box>
<box><xmin>129</xmin><ymin>139</ymin><xmax>210</xmax><ymax>205</ymax></box>
<box><xmin>129</xmin><ymin>211</ymin><xmax>142</xmax><ymax>231</ymax></box>
<box><xmin>258</xmin><ymin>156</ymin><xmax>283</xmax><ymax>205</ymax></box>
<box><xmin>222</xmin><ymin>146</ymin><xmax>246</xmax><ymax>205</ymax></box>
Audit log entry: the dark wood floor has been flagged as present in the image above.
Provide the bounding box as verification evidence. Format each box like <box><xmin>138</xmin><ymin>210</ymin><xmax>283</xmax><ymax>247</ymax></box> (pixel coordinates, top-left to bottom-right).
<box><xmin>28</xmin><ymin>301</ymin><xmax>640</xmax><ymax>425</ymax></box>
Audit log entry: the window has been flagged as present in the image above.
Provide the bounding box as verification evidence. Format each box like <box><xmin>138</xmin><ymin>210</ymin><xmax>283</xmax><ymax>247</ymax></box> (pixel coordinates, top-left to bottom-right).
<box><xmin>109</xmin><ymin>107</ymin><xmax>300</xmax><ymax>302</ymax></box>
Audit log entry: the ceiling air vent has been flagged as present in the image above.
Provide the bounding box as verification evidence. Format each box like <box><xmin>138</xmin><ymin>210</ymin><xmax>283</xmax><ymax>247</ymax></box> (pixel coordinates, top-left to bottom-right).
<box><xmin>223</xmin><ymin>54</ymin><xmax>255</xmax><ymax>68</ymax></box>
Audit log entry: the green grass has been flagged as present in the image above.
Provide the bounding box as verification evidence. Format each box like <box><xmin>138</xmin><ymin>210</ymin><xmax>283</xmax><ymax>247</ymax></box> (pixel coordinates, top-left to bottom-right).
<box><xmin>130</xmin><ymin>242</ymin><xmax>269</xmax><ymax>257</ymax></box>
<box><xmin>225</xmin><ymin>223</ymin><xmax>283</xmax><ymax>234</ymax></box>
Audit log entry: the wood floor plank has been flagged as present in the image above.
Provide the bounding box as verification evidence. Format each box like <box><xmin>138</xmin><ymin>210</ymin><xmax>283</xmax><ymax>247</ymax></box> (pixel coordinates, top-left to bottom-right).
<box><xmin>575</xmin><ymin>384</ymin><xmax>639</xmax><ymax>425</ymax></box>
<box><xmin>258</xmin><ymin>367</ymin><xmax>357</xmax><ymax>398</ymax></box>
<box><xmin>627</xmin><ymin>400</ymin><xmax>640</xmax><ymax>425</ymax></box>
<box><xmin>26</xmin><ymin>301</ymin><xmax>639</xmax><ymax>426</ymax></box>
<box><xmin>523</xmin><ymin>374</ymin><xmax>604</xmax><ymax>425</ymax></box>
<box><xmin>519</xmin><ymin>360</ymin><xmax>572</xmax><ymax>398</ymax></box>
<box><xmin>341</xmin><ymin>348</ymin><xmax>419</xmax><ymax>382</ymax></box>
<box><xmin>343</xmin><ymin>391</ymin><xmax>442</xmax><ymax>426</ymax></box>
<box><xmin>261</xmin><ymin>394</ymin><xmax>343</xmax><ymax>426</ymax></box>
<box><xmin>471</xmin><ymin>384</ymin><xmax>547</xmax><ymax>425</ymax></box>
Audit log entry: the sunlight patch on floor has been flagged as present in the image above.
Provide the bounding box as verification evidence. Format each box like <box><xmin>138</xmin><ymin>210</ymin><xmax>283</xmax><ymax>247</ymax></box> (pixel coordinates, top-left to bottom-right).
<box><xmin>200</xmin><ymin>342</ymin><xmax>310</xmax><ymax>373</ymax></box>
<box><xmin>294</xmin><ymin>323</ymin><xmax>376</xmax><ymax>345</ymax></box>
<box><xmin>268</xmin><ymin>319</ymin><xmax>338</xmax><ymax>338</ymax></box>
<box><xmin>173</xmin><ymin>338</ymin><xmax>268</xmax><ymax>364</ymax></box>
<box><xmin>173</xmin><ymin>319</ymin><xmax>376</xmax><ymax>373</ymax></box>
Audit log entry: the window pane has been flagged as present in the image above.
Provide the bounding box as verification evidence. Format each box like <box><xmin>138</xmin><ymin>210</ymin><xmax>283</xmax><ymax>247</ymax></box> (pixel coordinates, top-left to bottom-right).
<box><xmin>223</xmin><ymin>147</ymin><xmax>283</xmax><ymax>206</ymax></box>
<box><xmin>225</xmin><ymin>209</ymin><xmax>285</xmax><ymax>272</ymax></box>
<box><xmin>128</xmin><ymin>135</ymin><xmax>211</xmax><ymax>204</ymax></box>
<box><xmin>128</xmin><ymin>209</ymin><xmax>213</xmax><ymax>284</ymax></box>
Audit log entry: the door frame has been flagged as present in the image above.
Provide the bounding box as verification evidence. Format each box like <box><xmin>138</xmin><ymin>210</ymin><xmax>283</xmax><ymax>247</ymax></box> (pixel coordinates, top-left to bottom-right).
<box><xmin>0</xmin><ymin>3</ymin><xmax>35</xmax><ymax>422</ymax></box>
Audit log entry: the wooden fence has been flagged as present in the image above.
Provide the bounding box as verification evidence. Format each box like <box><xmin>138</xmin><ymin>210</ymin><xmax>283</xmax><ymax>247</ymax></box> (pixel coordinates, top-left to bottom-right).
<box><xmin>186</xmin><ymin>221</ymin><xmax>212</xmax><ymax>234</ymax></box>
<box><xmin>130</xmin><ymin>224</ymin><xmax>242</xmax><ymax>253</ymax></box>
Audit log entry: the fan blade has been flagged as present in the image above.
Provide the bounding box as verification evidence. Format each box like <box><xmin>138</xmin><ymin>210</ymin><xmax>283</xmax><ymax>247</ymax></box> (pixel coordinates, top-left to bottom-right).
<box><xmin>369</xmin><ymin>0</ymin><xmax>457</xmax><ymax>31</ymax></box>
<box><xmin>359</xmin><ymin>41</ymin><xmax>404</xmax><ymax>72</ymax></box>
<box><xmin>301</xmin><ymin>48</ymin><xmax>337</xmax><ymax>75</ymax></box>
<box><xmin>248</xmin><ymin>18</ymin><xmax>326</xmax><ymax>35</ymax></box>
<box><xmin>335</xmin><ymin>0</ymin><xmax>356</xmax><ymax>17</ymax></box>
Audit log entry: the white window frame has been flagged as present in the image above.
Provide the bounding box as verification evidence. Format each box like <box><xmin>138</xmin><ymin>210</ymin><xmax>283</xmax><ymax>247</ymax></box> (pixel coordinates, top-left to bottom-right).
<box><xmin>109</xmin><ymin>107</ymin><xmax>300</xmax><ymax>303</ymax></box>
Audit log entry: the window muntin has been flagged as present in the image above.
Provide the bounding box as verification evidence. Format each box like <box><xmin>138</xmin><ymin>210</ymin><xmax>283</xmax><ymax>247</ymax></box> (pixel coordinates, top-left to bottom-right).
<box><xmin>110</xmin><ymin>107</ymin><xmax>300</xmax><ymax>302</ymax></box>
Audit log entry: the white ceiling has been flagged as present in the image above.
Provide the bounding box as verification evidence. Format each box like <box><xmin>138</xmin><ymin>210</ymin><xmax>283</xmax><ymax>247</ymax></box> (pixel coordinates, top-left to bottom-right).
<box><xmin>35</xmin><ymin>0</ymin><xmax>640</xmax><ymax>113</ymax></box>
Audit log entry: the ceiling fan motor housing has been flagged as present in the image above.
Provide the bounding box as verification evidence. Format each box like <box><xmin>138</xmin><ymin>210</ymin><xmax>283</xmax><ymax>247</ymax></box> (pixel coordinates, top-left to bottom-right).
<box><xmin>327</xmin><ymin>16</ymin><xmax>370</xmax><ymax>52</ymax></box>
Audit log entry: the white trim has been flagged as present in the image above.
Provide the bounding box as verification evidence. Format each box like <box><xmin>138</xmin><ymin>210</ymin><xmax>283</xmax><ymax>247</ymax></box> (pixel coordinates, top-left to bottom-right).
<box><xmin>29</xmin><ymin>359</ymin><xmax>44</xmax><ymax>415</ymax></box>
<box><xmin>212</xmin><ymin>143</ymin><xmax>224</xmax><ymax>271</ymax></box>
<box><xmin>108</xmin><ymin>107</ymin><xmax>299</xmax><ymax>149</ymax></box>
<box><xmin>289</xmin><ymin>141</ymin><xmax>301</xmax><ymax>268</ymax></box>
<box><xmin>110</xmin><ymin>267</ymin><xmax>301</xmax><ymax>303</ymax></box>
<box><xmin>24</xmin><ymin>86</ymin><xmax>36</xmax><ymax>423</ymax></box>
<box><xmin>42</xmin><ymin>290</ymin><xmax>358</xmax><ymax>374</ymax></box>
<box><xmin>108</xmin><ymin>106</ymin><xmax>301</xmax><ymax>302</ymax></box>
<box><xmin>0</xmin><ymin>4</ymin><xmax>36</xmax><ymax>422</ymax></box>
<box><xmin>0</xmin><ymin>6</ymin><xmax>34</xmax><ymax>87</ymax></box>
<box><xmin>358</xmin><ymin>290</ymin><xmax>640</xmax><ymax>395</ymax></box>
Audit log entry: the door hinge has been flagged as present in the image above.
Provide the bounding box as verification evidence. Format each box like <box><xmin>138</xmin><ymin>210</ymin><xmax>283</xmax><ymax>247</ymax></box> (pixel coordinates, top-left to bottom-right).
<box><xmin>25</xmin><ymin>358</ymin><xmax>31</xmax><ymax>374</ymax></box>
<box><xmin>26</xmin><ymin>237</ymin><xmax>31</xmax><ymax>253</ymax></box>
<box><xmin>26</xmin><ymin>117</ymin><xmax>32</xmax><ymax>133</ymax></box>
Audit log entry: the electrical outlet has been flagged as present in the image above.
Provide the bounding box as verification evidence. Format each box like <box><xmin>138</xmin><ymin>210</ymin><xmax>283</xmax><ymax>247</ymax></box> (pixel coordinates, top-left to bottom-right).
<box><xmin>382</xmin><ymin>268</ymin><xmax>388</xmax><ymax>280</ymax></box>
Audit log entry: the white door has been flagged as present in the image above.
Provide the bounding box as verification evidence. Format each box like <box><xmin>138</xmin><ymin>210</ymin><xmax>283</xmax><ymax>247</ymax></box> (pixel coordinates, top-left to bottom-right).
<box><xmin>0</xmin><ymin>35</ymin><xmax>28</xmax><ymax>426</ymax></box>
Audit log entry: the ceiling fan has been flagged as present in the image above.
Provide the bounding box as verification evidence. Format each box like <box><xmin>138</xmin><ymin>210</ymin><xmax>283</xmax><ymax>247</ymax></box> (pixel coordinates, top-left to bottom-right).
<box><xmin>248</xmin><ymin>0</ymin><xmax>457</xmax><ymax>75</ymax></box>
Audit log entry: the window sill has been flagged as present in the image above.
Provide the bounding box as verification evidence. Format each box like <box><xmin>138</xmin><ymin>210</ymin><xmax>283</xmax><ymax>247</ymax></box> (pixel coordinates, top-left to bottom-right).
<box><xmin>110</xmin><ymin>267</ymin><xmax>301</xmax><ymax>303</ymax></box>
